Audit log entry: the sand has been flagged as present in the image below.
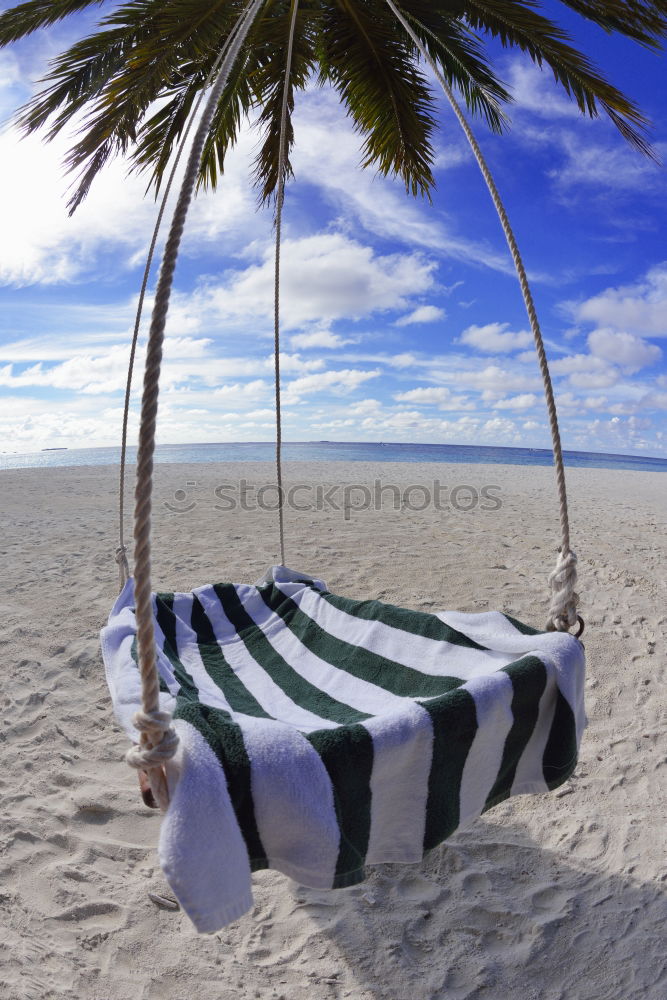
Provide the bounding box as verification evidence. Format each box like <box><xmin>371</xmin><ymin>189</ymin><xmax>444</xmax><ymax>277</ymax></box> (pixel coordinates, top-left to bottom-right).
<box><xmin>0</xmin><ymin>460</ymin><xmax>665</xmax><ymax>1000</ymax></box>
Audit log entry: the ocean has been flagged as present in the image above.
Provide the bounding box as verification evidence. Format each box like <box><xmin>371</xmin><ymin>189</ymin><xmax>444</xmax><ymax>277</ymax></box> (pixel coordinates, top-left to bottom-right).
<box><xmin>2</xmin><ymin>441</ymin><xmax>667</xmax><ymax>472</ymax></box>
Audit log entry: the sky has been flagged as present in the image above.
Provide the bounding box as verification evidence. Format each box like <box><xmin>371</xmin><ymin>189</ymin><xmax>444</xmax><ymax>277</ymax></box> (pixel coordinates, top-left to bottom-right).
<box><xmin>0</xmin><ymin>4</ymin><xmax>666</xmax><ymax>457</ymax></box>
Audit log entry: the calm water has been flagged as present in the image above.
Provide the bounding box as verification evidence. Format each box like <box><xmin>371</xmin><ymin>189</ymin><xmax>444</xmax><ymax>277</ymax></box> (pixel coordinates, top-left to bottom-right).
<box><xmin>2</xmin><ymin>441</ymin><xmax>667</xmax><ymax>472</ymax></box>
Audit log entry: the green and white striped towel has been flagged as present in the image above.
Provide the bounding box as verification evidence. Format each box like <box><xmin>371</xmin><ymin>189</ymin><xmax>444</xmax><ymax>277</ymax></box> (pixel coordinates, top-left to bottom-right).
<box><xmin>101</xmin><ymin>564</ymin><xmax>586</xmax><ymax>932</ymax></box>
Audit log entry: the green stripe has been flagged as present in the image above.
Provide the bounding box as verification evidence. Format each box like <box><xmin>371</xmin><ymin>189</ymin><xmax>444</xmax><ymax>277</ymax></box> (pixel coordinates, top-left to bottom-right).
<box><xmin>191</xmin><ymin>596</ymin><xmax>273</xmax><ymax>719</ymax></box>
<box><xmin>502</xmin><ymin>612</ymin><xmax>541</xmax><ymax>636</ymax></box>
<box><xmin>483</xmin><ymin>655</ymin><xmax>547</xmax><ymax>810</ymax></box>
<box><xmin>307</xmin><ymin>724</ymin><xmax>374</xmax><ymax>886</ymax></box>
<box><xmin>129</xmin><ymin>634</ymin><xmax>171</xmax><ymax>694</ymax></box>
<box><xmin>213</xmin><ymin>585</ymin><xmax>370</xmax><ymax>725</ymax></box>
<box><xmin>308</xmin><ymin>583</ymin><xmax>488</xmax><ymax>650</ymax></box>
<box><xmin>174</xmin><ymin>702</ymin><xmax>267</xmax><ymax>869</ymax></box>
<box><xmin>542</xmin><ymin>689</ymin><xmax>579</xmax><ymax>789</ymax></box>
<box><xmin>154</xmin><ymin>593</ymin><xmax>197</xmax><ymax>701</ymax></box>
<box><xmin>258</xmin><ymin>584</ymin><xmax>466</xmax><ymax>699</ymax></box>
<box><xmin>152</xmin><ymin>595</ymin><xmax>267</xmax><ymax>867</ymax></box>
<box><xmin>422</xmin><ymin>687</ymin><xmax>478</xmax><ymax>851</ymax></box>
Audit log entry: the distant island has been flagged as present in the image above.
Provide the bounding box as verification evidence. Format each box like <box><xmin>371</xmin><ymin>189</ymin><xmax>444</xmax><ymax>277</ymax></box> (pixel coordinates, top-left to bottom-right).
<box><xmin>42</xmin><ymin>447</ymin><xmax>68</xmax><ymax>451</ymax></box>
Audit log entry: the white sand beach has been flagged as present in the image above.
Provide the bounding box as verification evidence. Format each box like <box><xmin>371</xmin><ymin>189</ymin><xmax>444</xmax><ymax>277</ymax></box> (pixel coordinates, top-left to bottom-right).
<box><xmin>1</xmin><ymin>460</ymin><xmax>665</xmax><ymax>1000</ymax></box>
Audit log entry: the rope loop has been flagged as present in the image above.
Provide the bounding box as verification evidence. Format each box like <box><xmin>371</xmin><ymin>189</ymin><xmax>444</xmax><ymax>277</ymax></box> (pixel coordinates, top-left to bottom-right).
<box><xmin>115</xmin><ymin>545</ymin><xmax>130</xmax><ymax>589</ymax></box>
<box><xmin>546</xmin><ymin>548</ymin><xmax>580</xmax><ymax>633</ymax></box>
<box><xmin>125</xmin><ymin>709</ymin><xmax>179</xmax><ymax>770</ymax></box>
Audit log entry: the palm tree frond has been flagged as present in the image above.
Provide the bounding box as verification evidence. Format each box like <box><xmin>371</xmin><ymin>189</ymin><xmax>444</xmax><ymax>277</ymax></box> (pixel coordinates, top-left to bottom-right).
<box><xmin>463</xmin><ymin>0</ymin><xmax>654</xmax><ymax>154</ymax></box>
<box><xmin>251</xmin><ymin>2</ymin><xmax>319</xmax><ymax>203</ymax></box>
<box><xmin>15</xmin><ymin>27</ymin><xmax>139</xmax><ymax>139</ymax></box>
<box><xmin>393</xmin><ymin>0</ymin><xmax>511</xmax><ymax>133</ymax></box>
<box><xmin>559</xmin><ymin>0</ymin><xmax>667</xmax><ymax>47</ymax></box>
<box><xmin>320</xmin><ymin>0</ymin><xmax>437</xmax><ymax>198</ymax></box>
<box><xmin>1</xmin><ymin>0</ymin><xmax>665</xmax><ymax>208</ymax></box>
<box><xmin>0</xmin><ymin>0</ymin><xmax>103</xmax><ymax>46</ymax></box>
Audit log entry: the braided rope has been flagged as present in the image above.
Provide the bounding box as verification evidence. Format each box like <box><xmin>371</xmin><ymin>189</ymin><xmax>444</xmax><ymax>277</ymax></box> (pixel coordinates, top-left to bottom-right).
<box><xmin>116</xmin><ymin>12</ymin><xmax>251</xmax><ymax>592</ymax></box>
<box><xmin>129</xmin><ymin>0</ymin><xmax>266</xmax><ymax>806</ymax></box>
<box><xmin>273</xmin><ymin>0</ymin><xmax>300</xmax><ymax>567</ymax></box>
<box><xmin>385</xmin><ymin>0</ymin><xmax>580</xmax><ymax>634</ymax></box>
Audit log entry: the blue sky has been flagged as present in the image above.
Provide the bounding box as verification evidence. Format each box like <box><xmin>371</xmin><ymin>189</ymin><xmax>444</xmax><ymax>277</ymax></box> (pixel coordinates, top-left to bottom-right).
<box><xmin>0</xmin><ymin>5</ymin><xmax>666</xmax><ymax>457</ymax></box>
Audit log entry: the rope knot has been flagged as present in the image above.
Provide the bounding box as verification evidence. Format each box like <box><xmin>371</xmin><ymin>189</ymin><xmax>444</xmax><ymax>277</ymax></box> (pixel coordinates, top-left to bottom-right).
<box><xmin>115</xmin><ymin>545</ymin><xmax>130</xmax><ymax>589</ymax></box>
<box><xmin>125</xmin><ymin>709</ymin><xmax>179</xmax><ymax>771</ymax></box>
<box><xmin>547</xmin><ymin>548</ymin><xmax>579</xmax><ymax>632</ymax></box>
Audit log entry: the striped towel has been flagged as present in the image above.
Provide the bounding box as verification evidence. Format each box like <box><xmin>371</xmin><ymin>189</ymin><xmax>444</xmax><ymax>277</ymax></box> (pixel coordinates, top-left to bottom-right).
<box><xmin>101</xmin><ymin>564</ymin><xmax>586</xmax><ymax>933</ymax></box>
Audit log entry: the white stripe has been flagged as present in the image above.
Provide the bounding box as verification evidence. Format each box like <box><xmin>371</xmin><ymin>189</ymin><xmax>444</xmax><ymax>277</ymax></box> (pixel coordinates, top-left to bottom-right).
<box><xmin>160</xmin><ymin>719</ymin><xmax>253</xmax><ymax>933</ymax></box>
<box><xmin>151</xmin><ymin>593</ymin><xmax>185</xmax><ymax>695</ymax></box>
<box><xmin>363</xmin><ymin>702</ymin><xmax>433</xmax><ymax>865</ymax></box>
<box><xmin>439</xmin><ymin>611</ymin><xmax>586</xmax><ymax>748</ymax></box>
<box><xmin>277</xmin><ymin>580</ymin><xmax>512</xmax><ymax>679</ymax></box>
<box><xmin>169</xmin><ymin>597</ymin><xmax>342</xmax><ymax>887</ymax></box>
<box><xmin>172</xmin><ymin>592</ymin><xmax>237</xmax><ymax>714</ymax></box>
<box><xmin>458</xmin><ymin>671</ymin><xmax>515</xmax><ymax>824</ymax></box>
<box><xmin>239</xmin><ymin>716</ymin><xmax>340</xmax><ymax>888</ymax></box>
<box><xmin>194</xmin><ymin>585</ymin><xmax>339</xmax><ymax>730</ymax></box>
<box><xmin>510</xmin><ymin>654</ymin><xmax>556</xmax><ymax>795</ymax></box>
<box><xmin>237</xmin><ymin>584</ymin><xmax>412</xmax><ymax>718</ymax></box>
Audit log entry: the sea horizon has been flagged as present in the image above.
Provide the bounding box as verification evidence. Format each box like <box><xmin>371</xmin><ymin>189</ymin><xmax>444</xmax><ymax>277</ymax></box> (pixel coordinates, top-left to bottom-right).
<box><xmin>2</xmin><ymin>440</ymin><xmax>667</xmax><ymax>473</ymax></box>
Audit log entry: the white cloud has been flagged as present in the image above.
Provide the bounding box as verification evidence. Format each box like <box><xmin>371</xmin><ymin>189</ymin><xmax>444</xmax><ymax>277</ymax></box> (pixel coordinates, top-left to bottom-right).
<box><xmin>0</xmin><ymin>51</ymin><xmax>21</xmax><ymax>91</ymax></box>
<box><xmin>466</xmin><ymin>365</ymin><xmax>541</xmax><ymax>397</ymax></box>
<box><xmin>201</xmin><ymin>233</ymin><xmax>437</xmax><ymax>330</ymax></box>
<box><xmin>0</xmin><ymin>102</ymin><xmax>268</xmax><ymax>286</ymax></box>
<box><xmin>639</xmin><ymin>391</ymin><xmax>667</xmax><ymax>410</ymax></box>
<box><xmin>395</xmin><ymin>305</ymin><xmax>445</xmax><ymax>327</ymax></box>
<box><xmin>550</xmin><ymin>353</ymin><xmax>611</xmax><ymax>375</ymax></box>
<box><xmin>574</xmin><ymin>264</ymin><xmax>667</xmax><ymax>337</ymax></box>
<box><xmin>507</xmin><ymin>62</ymin><xmax>581</xmax><ymax>120</ymax></box>
<box><xmin>0</xmin><ymin>346</ymin><xmax>132</xmax><ymax>394</ymax></box>
<box><xmin>289</xmin><ymin>329</ymin><xmax>353</xmax><ymax>350</ymax></box>
<box><xmin>459</xmin><ymin>322</ymin><xmax>533</xmax><ymax>353</ymax></box>
<box><xmin>348</xmin><ymin>398</ymin><xmax>383</xmax><ymax>416</ymax></box>
<box><xmin>393</xmin><ymin>386</ymin><xmax>473</xmax><ymax>410</ymax></box>
<box><xmin>284</xmin><ymin>367</ymin><xmax>380</xmax><ymax>402</ymax></box>
<box><xmin>587</xmin><ymin>328</ymin><xmax>662</xmax><ymax>373</ymax></box>
<box><xmin>494</xmin><ymin>393</ymin><xmax>538</xmax><ymax>411</ymax></box>
<box><xmin>211</xmin><ymin>379</ymin><xmax>269</xmax><ymax>406</ymax></box>
<box><xmin>394</xmin><ymin>387</ymin><xmax>452</xmax><ymax>405</ymax></box>
<box><xmin>0</xmin><ymin>337</ymin><xmax>323</xmax><ymax>394</ymax></box>
<box><xmin>549</xmin><ymin>136</ymin><xmax>666</xmax><ymax>192</ymax></box>
<box><xmin>554</xmin><ymin>392</ymin><xmax>609</xmax><ymax>412</ymax></box>
<box><xmin>568</xmin><ymin>369</ymin><xmax>620</xmax><ymax>390</ymax></box>
<box><xmin>386</xmin><ymin>352</ymin><xmax>420</xmax><ymax>369</ymax></box>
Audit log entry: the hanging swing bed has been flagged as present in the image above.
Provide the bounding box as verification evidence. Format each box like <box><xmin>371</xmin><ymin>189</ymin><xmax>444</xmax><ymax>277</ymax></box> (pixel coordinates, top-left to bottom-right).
<box><xmin>101</xmin><ymin>0</ymin><xmax>586</xmax><ymax>934</ymax></box>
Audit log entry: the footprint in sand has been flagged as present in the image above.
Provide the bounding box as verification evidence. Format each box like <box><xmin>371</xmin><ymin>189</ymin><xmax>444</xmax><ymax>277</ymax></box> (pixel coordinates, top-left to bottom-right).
<box><xmin>393</xmin><ymin>873</ymin><xmax>442</xmax><ymax>903</ymax></box>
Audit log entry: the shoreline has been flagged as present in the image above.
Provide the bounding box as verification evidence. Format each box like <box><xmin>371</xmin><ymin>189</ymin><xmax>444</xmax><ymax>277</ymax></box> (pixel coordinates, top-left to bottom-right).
<box><xmin>3</xmin><ymin>439</ymin><xmax>667</xmax><ymax>475</ymax></box>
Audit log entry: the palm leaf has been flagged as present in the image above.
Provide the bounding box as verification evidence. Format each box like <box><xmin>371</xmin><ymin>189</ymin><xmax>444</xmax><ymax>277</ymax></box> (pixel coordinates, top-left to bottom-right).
<box><xmin>318</xmin><ymin>0</ymin><xmax>437</xmax><ymax>197</ymax></box>
<box><xmin>1</xmin><ymin>0</ymin><xmax>666</xmax><ymax>208</ymax></box>
<box><xmin>462</xmin><ymin>0</ymin><xmax>654</xmax><ymax>153</ymax></box>
<box><xmin>0</xmin><ymin>0</ymin><xmax>103</xmax><ymax>44</ymax></box>
<box><xmin>559</xmin><ymin>1</ymin><xmax>667</xmax><ymax>46</ymax></box>
<box><xmin>391</xmin><ymin>0</ymin><xmax>511</xmax><ymax>132</ymax></box>
<box><xmin>251</xmin><ymin>0</ymin><xmax>319</xmax><ymax>202</ymax></box>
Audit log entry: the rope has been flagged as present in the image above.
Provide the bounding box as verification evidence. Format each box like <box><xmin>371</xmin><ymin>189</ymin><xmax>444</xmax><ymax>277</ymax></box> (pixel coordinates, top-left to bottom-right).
<box><xmin>129</xmin><ymin>0</ymin><xmax>267</xmax><ymax>808</ymax></box>
<box><xmin>385</xmin><ymin>0</ymin><xmax>580</xmax><ymax>634</ymax></box>
<box><xmin>273</xmin><ymin>0</ymin><xmax>300</xmax><ymax>567</ymax></box>
<box><xmin>116</xmin><ymin>10</ymin><xmax>251</xmax><ymax>592</ymax></box>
